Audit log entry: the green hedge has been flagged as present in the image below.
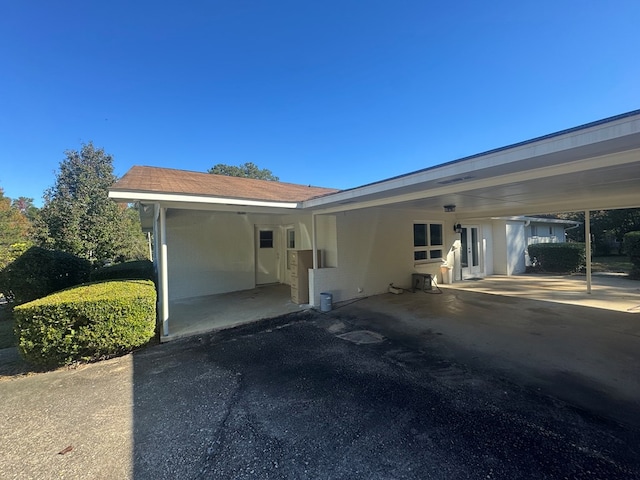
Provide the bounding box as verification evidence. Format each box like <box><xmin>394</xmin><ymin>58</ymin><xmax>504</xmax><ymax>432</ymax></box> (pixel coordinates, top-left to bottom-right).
<box><xmin>0</xmin><ymin>246</ymin><xmax>91</xmax><ymax>305</ymax></box>
<box><xmin>623</xmin><ymin>231</ymin><xmax>640</xmax><ymax>279</ymax></box>
<box><xmin>527</xmin><ymin>243</ymin><xmax>585</xmax><ymax>273</ymax></box>
<box><xmin>14</xmin><ymin>280</ymin><xmax>156</xmax><ymax>367</ymax></box>
<box><xmin>91</xmin><ymin>260</ymin><xmax>155</xmax><ymax>282</ymax></box>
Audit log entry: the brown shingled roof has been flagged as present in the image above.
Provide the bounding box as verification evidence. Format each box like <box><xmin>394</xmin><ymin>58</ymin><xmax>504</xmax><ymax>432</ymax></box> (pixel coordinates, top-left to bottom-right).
<box><xmin>111</xmin><ymin>165</ymin><xmax>339</xmax><ymax>203</ymax></box>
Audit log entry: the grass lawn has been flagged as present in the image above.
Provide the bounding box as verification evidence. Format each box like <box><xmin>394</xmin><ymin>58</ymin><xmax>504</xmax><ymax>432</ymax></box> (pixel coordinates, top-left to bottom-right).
<box><xmin>591</xmin><ymin>255</ymin><xmax>633</xmax><ymax>274</ymax></box>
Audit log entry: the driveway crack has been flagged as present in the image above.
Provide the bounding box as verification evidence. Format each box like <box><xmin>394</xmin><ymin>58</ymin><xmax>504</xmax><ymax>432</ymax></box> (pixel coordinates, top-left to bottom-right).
<box><xmin>197</xmin><ymin>371</ymin><xmax>244</xmax><ymax>478</ymax></box>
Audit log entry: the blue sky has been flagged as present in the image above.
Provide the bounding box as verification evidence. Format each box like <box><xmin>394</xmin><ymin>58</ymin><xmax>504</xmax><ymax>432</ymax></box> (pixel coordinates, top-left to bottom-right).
<box><xmin>1</xmin><ymin>1</ymin><xmax>639</xmax><ymax>206</ymax></box>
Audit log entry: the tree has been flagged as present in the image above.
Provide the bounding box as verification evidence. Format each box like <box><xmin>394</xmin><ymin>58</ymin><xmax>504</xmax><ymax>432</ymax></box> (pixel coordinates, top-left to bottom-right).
<box><xmin>0</xmin><ymin>188</ymin><xmax>32</xmax><ymax>270</ymax></box>
<box><xmin>33</xmin><ymin>142</ymin><xmax>148</xmax><ymax>264</ymax></box>
<box><xmin>11</xmin><ymin>197</ymin><xmax>38</xmax><ymax>222</ymax></box>
<box><xmin>208</xmin><ymin>162</ymin><xmax>279</xmax><ymax>181</ymax></box>
<box><xmin>0</xmin><ymin>188</ymin><xmax>30</xmax><ymax>249</ymax></box>
<box><xmin>558</xmin><ymin>209</ymin><xmax>640</xmax><ymax>255</ymax></box>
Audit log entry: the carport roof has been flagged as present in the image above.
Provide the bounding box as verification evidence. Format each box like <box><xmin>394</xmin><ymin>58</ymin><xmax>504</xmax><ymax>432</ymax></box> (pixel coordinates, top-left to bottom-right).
<box><xmin>304</xmin><ymin>109</ymin><xmax>640</xmax><ymax>216</ymax></box>
<box><xmin>110</xmin><ymin>109</ymin><xmax>640</xmax><ymax>216</ymax></box>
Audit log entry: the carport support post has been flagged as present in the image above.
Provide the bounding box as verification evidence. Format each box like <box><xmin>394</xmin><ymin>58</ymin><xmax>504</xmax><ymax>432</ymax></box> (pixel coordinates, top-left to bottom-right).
<box><xmin>312</xmin><ymin>213</ymin><xmax>318</xmax><ymax>269</ymax></box>
<box><xmin>585</xmin><ymin>209</ymin><xmax>592</xmax><ymax>294</ymax></box>
<box><xmin>159</xmin><ymin>206</ymin><xmax>170</xmax><ymax>335</ymax></box>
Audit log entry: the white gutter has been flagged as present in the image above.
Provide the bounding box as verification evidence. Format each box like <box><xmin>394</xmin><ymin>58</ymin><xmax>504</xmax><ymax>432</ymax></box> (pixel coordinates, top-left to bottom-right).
<box><xmin>109</xmin><ymin>190</ymin><xmax>300</xmax><ymax>209</ymax></box>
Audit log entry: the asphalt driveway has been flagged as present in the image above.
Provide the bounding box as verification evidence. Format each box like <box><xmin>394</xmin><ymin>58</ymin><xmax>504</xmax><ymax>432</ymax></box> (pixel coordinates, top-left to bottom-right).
<box><xmin>1</xmin><ymin>309</ymin><xmax>640</xmax><ymax>479</ymax></box>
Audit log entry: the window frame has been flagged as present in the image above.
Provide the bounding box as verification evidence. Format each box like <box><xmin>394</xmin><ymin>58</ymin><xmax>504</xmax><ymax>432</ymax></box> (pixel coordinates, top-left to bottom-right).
<box><xmin>413</xmin><ymin>222</ymin><xmax>444</xmax><ymax>263</ymax></box>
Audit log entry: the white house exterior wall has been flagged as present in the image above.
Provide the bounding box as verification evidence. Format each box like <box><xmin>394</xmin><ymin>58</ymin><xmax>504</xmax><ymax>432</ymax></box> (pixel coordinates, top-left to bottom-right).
<box><xmin>482</xmin><ymin>224</ymin><xmax>494</xmax><ymax>276</ymax></box>
<box><xmin>491</xmin><ymin>220</ymin><xmax>509</xmax><ymax>275</ymax></box>
<box><xmin>315</xmin><ymin>214</ymin><xmax>338</xmax><ymax>268</ymax></box>
<box><xmin>309</xmin><ymin>207</ymin><xmax>456</xmax><ymax>306</ymax></box>
<box><xmin>506</xmin><ymin>221</ymin><xmax>527</xmax><ymax>275</ymax></box>
<box><xmin>166</xmin><ymin>209</ymin><xmax>257</xmax><ymax>300</ymax></box>
<box><xmin>164</xmin><ymin>209</ymin><xmax>319</xmax><ymax>301</ymax></box>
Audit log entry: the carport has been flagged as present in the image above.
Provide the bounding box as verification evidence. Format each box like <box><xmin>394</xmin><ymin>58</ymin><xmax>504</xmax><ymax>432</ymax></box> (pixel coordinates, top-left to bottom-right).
<box><xmin>306</xmin><ymin>110</ymin><xmax>640</xmax><ymax>301</ymax></box>
<box><xmin>110</xmin><ymin>110</ymin><xmax>640</xmax><ymax>337</ymax></box>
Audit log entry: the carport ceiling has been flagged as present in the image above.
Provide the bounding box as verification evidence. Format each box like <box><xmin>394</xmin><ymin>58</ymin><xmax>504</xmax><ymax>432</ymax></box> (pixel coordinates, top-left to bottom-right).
<box><xmin>306</xmin><ymin>111</ymin><xmax>640</xmax><ymax>217</ymax></box>
<box><xmin>389</xmin><ymin>154</ymin><xmax>640</xmax><ymax>217</ymax></box>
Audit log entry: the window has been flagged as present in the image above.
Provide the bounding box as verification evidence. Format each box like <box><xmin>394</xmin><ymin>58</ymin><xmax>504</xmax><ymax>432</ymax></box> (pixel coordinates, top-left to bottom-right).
<box><xmin>532</xmin><ymin>225</ymin><xmax>553</xmax><ymax>237</ymax></box>
<box><xmin>413</xmin><ymin>223</ymin><xmax>443</xmax><ymax>261</ymax></box>
<box><xmin>259</xmin><ymin>230</ymin><xmax>273</xmax><ymax>248</ymax></box>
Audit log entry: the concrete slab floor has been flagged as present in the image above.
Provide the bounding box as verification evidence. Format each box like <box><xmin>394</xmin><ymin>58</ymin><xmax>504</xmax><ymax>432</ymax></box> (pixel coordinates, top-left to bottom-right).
<box><xmin>162</xmin><ymin>274</ymin><xmax>639</xmax><ymax>343</ymax></box>
<box><xmin>442</xmin><ymin>273</ymin><xmax>640</xmax><ymax>313</ymax></box>
<box><xmin>330</xmin><ymin>283</ymin><xmax>640</xmax><ymax>427</ymax></box>
<box><xmin>163</xmin><ymin>284</ymin><xmax>307</xmax><ymax>341</ymax></box>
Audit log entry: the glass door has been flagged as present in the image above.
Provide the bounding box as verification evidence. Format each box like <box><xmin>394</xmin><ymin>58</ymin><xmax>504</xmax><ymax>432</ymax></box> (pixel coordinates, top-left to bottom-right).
<box><xmin>461</xmin><ymin>226</ymin><xmax>481</xmax><ymax>279</ymax></box>
<box><xmin>284</xmin><ymin>226</ymin><xmax>295</xmax><ymax>285</ymax></box>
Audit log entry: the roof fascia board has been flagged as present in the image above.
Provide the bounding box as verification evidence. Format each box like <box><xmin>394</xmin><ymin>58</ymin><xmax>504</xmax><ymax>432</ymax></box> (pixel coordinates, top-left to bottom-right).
<box><xmin>304</xmin><ymin>114</ymin><xmax>640</xmax><ymax>209</ymax></box>
<box><xmin>307</xmin><ymin>148</ymin><xmax>640</xmax><ymax>215</ymax></box>
<box><xmin>109</xmin><ymin>190</ymin><xmax>300</xmax><ymax>209</ymax></box>
<box><xmin>137</xmin><ymin>200</ymin><xmax>298</xmax><ymax>215</ymax></box>
<box><xmin>491</xmin><ymin>216</ymin><xmax>581</xmax><ymax>225</ymax></box>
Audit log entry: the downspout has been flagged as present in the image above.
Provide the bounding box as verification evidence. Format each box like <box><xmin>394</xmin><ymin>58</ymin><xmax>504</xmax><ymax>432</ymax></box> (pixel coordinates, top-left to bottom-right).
<box><xmin>585</xmin><ymin>210</ymin><xmax>592</xmax><ymax>294</ymax></box>
<box><xmin>159</xmin><ymin>206</ymin><xmax>170</xmax><ymax>336</ymax></box>
<box><xmin>311</xmin><ymin>213</ymin><xmax>318</xmax><ymax>306</ymax></box>
<box><xmin>312</xmin><ymin>213</ymin><xmax>318</xmax><ymax>269</ymax></box>
<box><xmin>147</xmin><ymin>232</ymin><xmax>153</xmax><ymax>261</ymax></box>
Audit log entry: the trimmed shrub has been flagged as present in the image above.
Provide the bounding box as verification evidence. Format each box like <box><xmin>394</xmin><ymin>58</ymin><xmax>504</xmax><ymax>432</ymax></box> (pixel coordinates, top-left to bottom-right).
<box><xmin>527</xmin><ymin>243</ymin><xmax>585</xmax><ymax>273</ymax></box>
<box><xmin>91</xmin><ymin>260</ymin><xmax>155</xmax><ymax>282</ymax></box>
<box><xmin>14</xmin><ymin>280</ymin><xmax>156</xmax><ymax>367</ymax></box>
<box><xmin>623</xmin><ymin>231</ymin><xmax>640</xmax><ymax>279</ymax></box>
<box><xmin>0</xmin><ymin>246</ymin><xmax>91</xmax><ymax>304</ymax></box>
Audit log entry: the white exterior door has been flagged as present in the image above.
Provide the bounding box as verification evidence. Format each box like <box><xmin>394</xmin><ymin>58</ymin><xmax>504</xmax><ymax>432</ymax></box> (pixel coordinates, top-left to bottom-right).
<box><xmin>284</xmin><ymin>226</ymin><xmax>295</xmax><ymax>285</ymax></box>
<box><xmin>461</xmin><ymin>226</ymin><xmax>482</xmax><ymax>279</ymax></box>
<box><xmin>255</xmin><ymin>226</ymin><xmax>281</xmax><ymax>284</ymax></box>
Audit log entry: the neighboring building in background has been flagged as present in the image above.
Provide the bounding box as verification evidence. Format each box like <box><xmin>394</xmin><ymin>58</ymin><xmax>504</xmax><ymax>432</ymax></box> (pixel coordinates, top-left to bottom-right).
<box><xmin>491</xmin><ymin>217</ymin><xmax>581</xmax><ymax>275</ymax></box>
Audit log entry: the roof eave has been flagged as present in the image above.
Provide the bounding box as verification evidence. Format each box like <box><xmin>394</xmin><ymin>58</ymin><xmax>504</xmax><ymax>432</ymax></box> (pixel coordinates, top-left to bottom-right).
<box><xmin>108</xmin><ymin>189</ymin><xmax>302</xmax><ymax>209</ymax></box>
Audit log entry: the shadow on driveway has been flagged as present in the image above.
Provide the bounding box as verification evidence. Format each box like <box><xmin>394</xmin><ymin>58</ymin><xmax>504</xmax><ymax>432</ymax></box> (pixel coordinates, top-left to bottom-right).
<box><xmin>3</xmin><ymin>290</ymin><xmax>640</xmax><ymax>479</ymax></box>
<box><xmin>130</xmin><ymin>310</ymin><xmax>640</xmax><ymax>479</ymax></box>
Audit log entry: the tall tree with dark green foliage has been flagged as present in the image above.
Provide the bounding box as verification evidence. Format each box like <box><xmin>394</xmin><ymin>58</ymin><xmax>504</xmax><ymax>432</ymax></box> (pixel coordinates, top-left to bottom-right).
<box><xmin>208</xmin><ymin>162</ymin><xmax>279</xmax><ymax>181</ymax></box>
<box><xmin>34</xmin><ymin>142</ymin><xmax>148</xmax><ymax>264</ymax></box>
<box><xmin>558</xmin><ymin>209</ymin><xmax>640</xmax><ymax>255</ymax></box>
